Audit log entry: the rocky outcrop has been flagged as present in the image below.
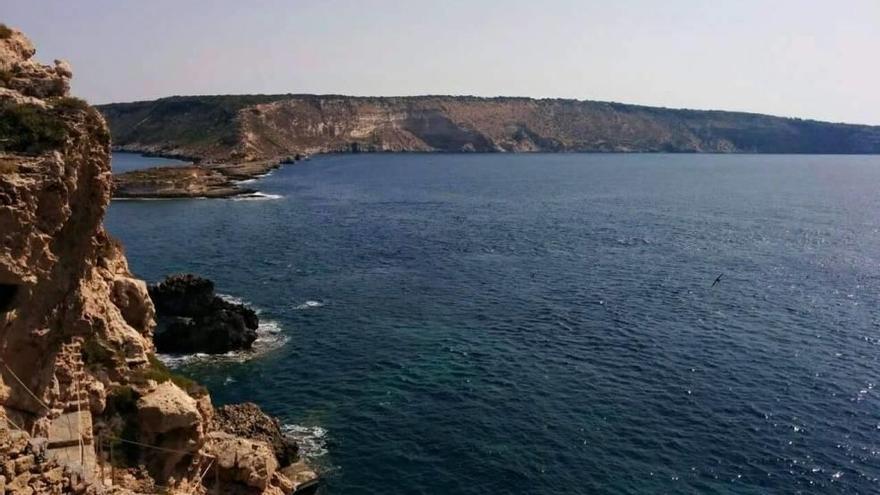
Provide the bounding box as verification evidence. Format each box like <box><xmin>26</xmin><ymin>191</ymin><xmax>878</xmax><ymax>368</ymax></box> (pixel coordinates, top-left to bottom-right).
<box><xmin>213</xmin><ymin>403</ymin><xmax>298</xmax><ymax>466</ymax></box>
<box><xmin>149</xmin><ymin>274</ymin><xmax>259</xmax><ymax>354</ymax></box>
<box><xmin>0</xmin><ymin>426</ymin><xmax>95</xmax><ymax>495</ymax></box>
<box><xmin>203</xmin><ymin>432</ymin><xmax>279</xmax><ymax>490</ymax></box>
<box><xmin>0</xmin><ymin>25</ymin><xmax>318</xmax><ymax>494</ymax></box>
<box><xmin>135</xmin><ymin>382</ymin><xmax>204</xmax><ymax>473</ymax></box>
<box><xmin>113</xmin><ymin>165</ymin><xmax>259</xmax><ymax>199</ymax></box>
<box><xmin>99</xmin><ymin>94</ymin><xmax>880</xmax><ymax>165</ymax></box>
<box><xmin>97</xmin><ymin>93</ymin><xmax>880</xmax><ymax>198</ymax></box>
<box><xmin>0</xmin><ymin>23</ymin><xmax>152</xmax><ymax>424</ymax></box>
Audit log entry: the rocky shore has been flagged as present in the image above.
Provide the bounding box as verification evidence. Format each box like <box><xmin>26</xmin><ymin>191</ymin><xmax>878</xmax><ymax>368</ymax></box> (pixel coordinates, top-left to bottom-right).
<box><xmin>114</xmin><ymin>165</ymin><xmax>256</xmax><ymax>199</ymax></box>
<box><xmin>113</xmin><ymin>159</ymin><xmax>288</xmax><ymax>199</ymax></box>
<box><xmin>97</xmin><ymin>92</ymin><xmax>880</xmax><ymax>199</ymax></box>
<box><xmin>0</xmin><ymin>25</ymin><xmax>318</xmax><ymax>494</ymax></box>
<box><xmin>102</xmin><ymin>89</ymin><xmax>880</xmax><ymax>198</ymax></box>
<box><xmin>150</xmin><ymin>274</ymin><xmax>260</xmax><ymax>354</ymax></box>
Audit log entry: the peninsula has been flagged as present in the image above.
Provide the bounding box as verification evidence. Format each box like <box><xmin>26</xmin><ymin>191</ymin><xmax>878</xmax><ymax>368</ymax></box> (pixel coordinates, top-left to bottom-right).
<box><xmin>99</xmin><ymin>94</ymin><xmax>880</xmax><ymax>198</ymax></box>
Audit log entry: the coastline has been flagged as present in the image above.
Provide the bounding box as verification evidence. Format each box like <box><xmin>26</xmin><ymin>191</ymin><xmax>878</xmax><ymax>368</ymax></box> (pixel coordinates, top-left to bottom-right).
<box><xmin>111</xmin><ymin>148</ymin><xmax>300</xmax><ymax>199</ymax></box>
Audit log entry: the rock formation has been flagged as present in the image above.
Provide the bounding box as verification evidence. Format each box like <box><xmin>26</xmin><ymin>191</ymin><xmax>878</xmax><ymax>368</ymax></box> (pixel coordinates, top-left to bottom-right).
<box><xmin>0</xmin><ymin>25</ymin><xmax>317</xmax><ymax>494</ymax></box>
<box><xmin>100</xmin><ymin>95</ymin><xmax>880</xmax><ymax>163</ymax></box>
<box><xmin>97</xmin><ymin>92</ymin><xmax>880</xmax><ymax>198</ymax></box>
<box><xmin>213</xmin><ymin>403</ymin><xmax>298</xmax><ymax>466</ymax></box>
<box><xmin>113</xmin><ymin>165</ymin><xmax>259</xmax><ymax>199</ymax></box>
<box><xmin>149</xmin><ymin>274</ymin><xmax>259</xmax><ymax>354</ymax></box>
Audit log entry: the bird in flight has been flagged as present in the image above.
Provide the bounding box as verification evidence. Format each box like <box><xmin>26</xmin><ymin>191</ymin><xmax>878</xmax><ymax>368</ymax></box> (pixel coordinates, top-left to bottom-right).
<box><xmin>711</xmin><ymin>273</ymin><xmax>724</xmax><ymax>287</ymax></box>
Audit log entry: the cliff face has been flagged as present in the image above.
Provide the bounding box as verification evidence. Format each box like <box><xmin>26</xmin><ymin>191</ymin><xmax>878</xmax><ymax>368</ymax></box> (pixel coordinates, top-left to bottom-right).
<box><xmin>0</xmin><ymin>26</ymin><xmax>314</xmax><ymax>494</ymax></box>
<box><xmin>99</xmin><ymin>94</ymin><xmax>880</xmax><ymax>163</ymax></box>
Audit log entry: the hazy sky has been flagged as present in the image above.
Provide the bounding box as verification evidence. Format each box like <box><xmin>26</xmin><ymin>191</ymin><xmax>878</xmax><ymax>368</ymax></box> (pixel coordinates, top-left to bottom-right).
<box><xmin>5</xmin><ymin>0</ymin><xmax>879</xmax><ymax>124</ymax></box>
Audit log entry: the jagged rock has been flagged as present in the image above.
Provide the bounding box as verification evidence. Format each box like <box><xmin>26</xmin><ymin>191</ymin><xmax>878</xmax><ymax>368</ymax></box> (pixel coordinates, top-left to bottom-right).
<box><xmin>149</xmin><ymin>274</ymin><xmax>259</xmax><ymax>354</ymax></box>
<box><xmin>279</xmin><ymin>461</ymin><xmax>320</xmax><ymax>493</ymax></box>
<box><xmin>111</xmin><ymin>275</ymin><xmax>155</xmax><ymax>333</ymax></box>
<box><xmin>0</xmin><ymin>25</ymin><xmax>317</xmax><ymax>494</ymax></box>
<box><xmin>203</xmin><ymin>432</ymin><xmax>278</xmax><ymax>490</ymax></box>
<box><xmin>149</xmin><ymin>274</ymin><xmax>215</xmax><ymax>317</ymax></box>
<box><xmin>135</xmin><ymin>382</ymin><xmax>204</xmax><ymax>480</ymax></box>
<box><xmin>136</xmin><ymin>382</ymin><xmax>201</xmax><ymax>435</ymax></box>
<box><xmin>0</xmin><ymin>23</ymin><xmax>153</xmax><ymax>421</ymax></box>
<box><xmin>213</xmin><ymin>402</ymin><xmax>298</xmax><ymax>465</ymax></box>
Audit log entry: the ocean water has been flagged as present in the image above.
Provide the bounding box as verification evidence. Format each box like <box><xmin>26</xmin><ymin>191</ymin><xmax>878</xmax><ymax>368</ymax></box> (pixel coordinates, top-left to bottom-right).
<box><xmin>105</xmin><ymin>153</ymin><xmax>880</xmax><ymax>494</ymax></box>
<box><xmin>110</xmin><ymin>152</ymin><xmax>188</xmax><ymax>173</ymax></box>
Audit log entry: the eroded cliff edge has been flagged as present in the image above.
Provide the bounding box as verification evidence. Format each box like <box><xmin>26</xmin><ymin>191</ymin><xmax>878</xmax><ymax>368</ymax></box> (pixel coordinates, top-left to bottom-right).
<box><xmin>0</xmin><ymin>25</ymin><xmax>316</xmax><ymax>494</ymax></box>
<box><xmin>101</xmin><ymin>92</ymin><xmax>880</xmax><ymax>198</ymax></box>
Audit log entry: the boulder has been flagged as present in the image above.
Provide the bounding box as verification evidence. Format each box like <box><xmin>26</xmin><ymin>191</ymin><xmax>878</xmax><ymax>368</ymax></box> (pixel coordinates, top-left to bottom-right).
<box><xmin>136</xmin><ymin>382</ymin><xmax>201</xmax><ymax>435</ymax></box>
<box><xmin>203</xmin><ymin>432</ymin><xmax>278</xmax><ymax>490</ymax></box>
<box><xmin>148</xmin><ymin>274</ymin><xmax>215</xmax><ymax>317</ymax></box>
<box><xmin>136</xmin><ymin>382</ymin><xmax>205</xmax><ymax>481</ymax></box>
<box><xmin>213</xmin><ymin>403</ymin><xmax>298</xmax><ymax>465</ymax></box>
<box><xmin>149</xmin><ymin>274</ymin><xmax>259</xmax><ymax>354</ymax></box>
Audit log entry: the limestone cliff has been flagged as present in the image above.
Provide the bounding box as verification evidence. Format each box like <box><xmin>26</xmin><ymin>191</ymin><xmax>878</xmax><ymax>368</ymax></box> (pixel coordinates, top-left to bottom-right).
<box><xmin>0</xmin><ymin>25</ymin><xmax>315</xmax><ymax>494</ymax></box>
<box><xmin>100</xmin><ymin>94</ymin><xmax>880</xmax><ymax>164</ymax></box>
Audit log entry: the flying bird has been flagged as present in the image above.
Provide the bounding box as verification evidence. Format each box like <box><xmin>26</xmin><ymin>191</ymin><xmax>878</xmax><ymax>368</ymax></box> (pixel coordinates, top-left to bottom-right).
<box><xmin>711</xmin><ymin>273</ymin><xmax>724</xmax><ymax>287</ymax></box>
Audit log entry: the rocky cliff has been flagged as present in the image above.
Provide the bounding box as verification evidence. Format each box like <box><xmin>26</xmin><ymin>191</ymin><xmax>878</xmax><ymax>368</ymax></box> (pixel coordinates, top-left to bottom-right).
<box><xmin>0</xmin><ymin>25</ymin><xmax>316</xmax><ymax>494</ymax></box>
<box><xmin>100</xmin><ymin>94</ymin><xmax>880</xmax><ymax>163</ymax></box>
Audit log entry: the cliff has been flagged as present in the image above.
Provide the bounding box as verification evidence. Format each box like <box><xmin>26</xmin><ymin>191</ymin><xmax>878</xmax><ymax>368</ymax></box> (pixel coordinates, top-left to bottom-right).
<box><xmin>0</xmin><ymin>25</ymin><xmax>316</xmax><ymax>494</ymax></box>
<box><xmin>100</xmin><ymin>94</ymin><xmax>880</xmax><ymax>162</ymax></box>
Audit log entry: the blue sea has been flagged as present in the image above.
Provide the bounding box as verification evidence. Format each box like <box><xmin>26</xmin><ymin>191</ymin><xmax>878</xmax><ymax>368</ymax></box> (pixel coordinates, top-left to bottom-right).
<box><xmin>106</xmin><ymin>153</ymin><xmax>880</xmax><ymax>494</ymax></box>
<box><xmin>110</xmin><ymin>152</ymin><xmax>189</xmax><ymax>173</ymax></box>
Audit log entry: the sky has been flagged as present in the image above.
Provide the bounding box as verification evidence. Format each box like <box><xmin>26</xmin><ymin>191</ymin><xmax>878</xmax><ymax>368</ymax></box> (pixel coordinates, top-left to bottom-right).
<box><xmin>5</xmin><ymin>0</ymin><xmax>879</xmax><ymax>125</ymax></box>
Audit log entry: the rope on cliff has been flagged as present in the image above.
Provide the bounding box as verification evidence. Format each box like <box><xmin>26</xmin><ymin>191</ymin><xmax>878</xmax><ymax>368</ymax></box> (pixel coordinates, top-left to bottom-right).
<box><xmin>190</xmin><ymin>457</ymin><xmax>215</xmax><ymax>494</ymax></box>
<box><xmin>1</xmin><ymin>362</ymin><xmax>53</xmax><ymax>412</ymax></box>
<box><xmin>73</xmin><ymin>365</ymin><xmax>85</xmax><ymax>464</ymax></box>
<box><xmin>3</xmin><ymin>414</ymin><xmax>25</xmax><ymax>432</ymax></box>
<box><xmin>102</xmin><ymin>434</ymin><xmax>216</xmax><ymax>458</ymax></box>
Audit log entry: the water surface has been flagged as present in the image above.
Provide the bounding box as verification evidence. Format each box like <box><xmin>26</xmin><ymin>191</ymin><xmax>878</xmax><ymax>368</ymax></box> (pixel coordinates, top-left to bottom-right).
<box><xmin>106</xmin><ymin>153</ymin><xmax>880</xmax><ymax>494</ymax></box>
<box><xmin>110</xmin><ymin>152</ymin><xmax>189</xmax><ymax>173</ymax></box>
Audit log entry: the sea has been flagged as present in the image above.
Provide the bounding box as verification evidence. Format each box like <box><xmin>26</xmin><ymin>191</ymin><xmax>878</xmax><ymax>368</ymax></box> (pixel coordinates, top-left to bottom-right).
<box><xmin>106</xmin><ymin>152</ymin><xmax>880</xmax><ymax>494</ymax></box>
<box><xmin>110</xmin><ymin>151</ymin><xmax>189</xmax><ymax>173</ymax></box>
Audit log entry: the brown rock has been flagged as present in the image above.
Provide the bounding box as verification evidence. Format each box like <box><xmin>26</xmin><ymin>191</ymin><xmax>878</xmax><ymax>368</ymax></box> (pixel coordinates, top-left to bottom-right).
<box><xmin>136</xmin><ymin>381</ymin><xmax>201</xmax><ymax>435</ymax></box>
<box><xmin>213</xmin><ymin>402</ymin><xmax>297</xmax><ymax>465</ymax></box>
<box><xmin>203</xmin><ymin>432</ymin><xmax>278</xmax><ymax>490</ymax></box>
<box><xmin>8</xmin><ymin>472</ymin><xmax>32</xmax><ymax>493</ymax></box>
<box><xmin>14</xmin><ymin>454</ymin><xmax>33</xmax><ymax>473</ymax></box>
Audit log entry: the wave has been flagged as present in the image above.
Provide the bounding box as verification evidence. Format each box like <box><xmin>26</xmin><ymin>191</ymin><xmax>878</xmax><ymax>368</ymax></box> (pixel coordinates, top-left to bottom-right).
<box><xmin>157</xmin><ymin>320</ymin><xmax>288</xmax><ymax>367</ymax></box>
<box><xmin>281</xmin><ymin>424</ymin><xmax>328</xmax><ymax>460</ymax></box>
<box><xmin>231</xmin><ymin>192</ymin><xmax>283</xmax><ymax>201</ymax></box>
<box><xmin>294</xmin><ymin>300</ymin><xmax>325</xmax><ymax>310</ymax></box>
<box><xmin>216</xmin><ymin>293</ymin><xmax>263</xmax><ymax>313</ymax></box>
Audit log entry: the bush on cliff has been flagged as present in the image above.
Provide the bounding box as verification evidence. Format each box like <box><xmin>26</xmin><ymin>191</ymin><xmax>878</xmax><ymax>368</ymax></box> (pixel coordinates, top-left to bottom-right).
<box><xmin>0</xmin><ymin>102</ymin><xmax>68</xmax><ymax>154</ymax></box>
<box><xmin>0</xmin><ymin>24</ymin><xmax>12</xmax><ymax>39</ymax></box>
<box><xmin>136</xmin><ymin>354</ymin><xmax>207</xmax><ymax>397</ymax></box>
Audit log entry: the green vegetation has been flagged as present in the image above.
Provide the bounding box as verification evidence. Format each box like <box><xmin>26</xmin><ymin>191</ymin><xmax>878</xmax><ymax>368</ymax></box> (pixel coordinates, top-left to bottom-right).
<box><xmin>51</xmin><ymin>96</ymin><xmax>91</xmax><ymax>114</ymax></box>
<box><xmin>137</xmin><ymin>354</ymin><xmax>207</xmax><ymax>397</ymax></box>
<box><xmin>0</xmin><ymin>24</ymin><xmax>12</xmax><ymax>39</ymax></box>
<box><xmin>82</xmin><ymin>337</ymin><xmax>114</xmax><ymax>370</ymax></box>
<box><xmin>0</xmin><ymin>102</ymin><xmax>68</xmax><ymax>154</ymax></box>
<box><xmin>104</xmin><ymin>385</ymin><xmax>140</xmax><ymax>465</ymax></box>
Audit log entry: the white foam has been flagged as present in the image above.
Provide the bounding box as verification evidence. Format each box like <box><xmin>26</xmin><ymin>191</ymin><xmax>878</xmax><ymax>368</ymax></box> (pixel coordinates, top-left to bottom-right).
<box><xmin>217</xmin><ymin>293</ymin><xmax>246</xmax><ymax>305</ymax></box>
<box><xmin>157</xmin><ymin>319</ymin><xmax>289</xmax><ymax>367</ymax></box>
<box><xmin>281</xmin><ymin>424</ymin><xmax>328</xmax><ymax>459</ymax></box>
<box><xmin>231</xmin><ymin>192</ymin><xmax>283</xmax><ymax>201</ymax></box>
<box><xmin>294</xmin><ymin>300</ymin><xmax>325</xmax><ymax>310</ymax></box>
